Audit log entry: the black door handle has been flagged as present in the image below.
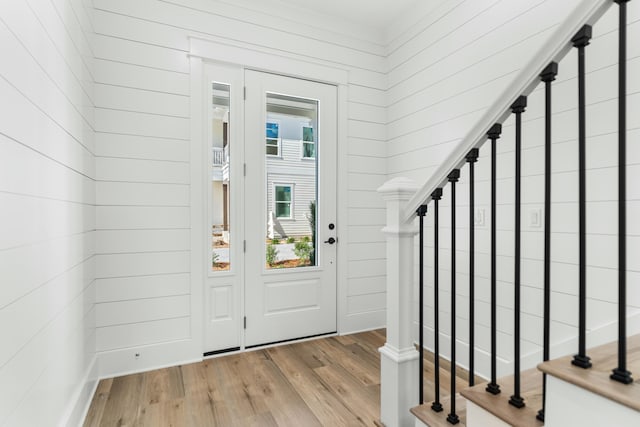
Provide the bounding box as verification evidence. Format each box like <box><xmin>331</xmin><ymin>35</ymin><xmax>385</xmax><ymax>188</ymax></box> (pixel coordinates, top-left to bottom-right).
<box><xmin>324</xmin><ymin>237</ymin><xmax>336</xmax><ymax>244</ymax></box>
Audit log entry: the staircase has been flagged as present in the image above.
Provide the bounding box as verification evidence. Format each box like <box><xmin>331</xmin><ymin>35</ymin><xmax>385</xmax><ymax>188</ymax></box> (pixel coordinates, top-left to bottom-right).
<box><xmin>378</xmin><ymin>1</ymin><xmax>640</xmax><ymax>426</ymax></box>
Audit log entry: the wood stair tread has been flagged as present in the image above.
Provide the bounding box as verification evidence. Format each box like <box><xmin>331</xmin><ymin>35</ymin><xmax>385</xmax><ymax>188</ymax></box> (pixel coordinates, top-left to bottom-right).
<box><xmin>411</xmin><ymin>394</ymin><xmax>467</xmax><ymax>427</ymax></box>
<box><xmin>538</xmin><ymin>333</ymin><xmax>640</xmax><ymax>412</ymax></box>
<box><xmin>459</xmin><ymin>368</ymin><xmax>543</xmax><ymax>427</ymax></box>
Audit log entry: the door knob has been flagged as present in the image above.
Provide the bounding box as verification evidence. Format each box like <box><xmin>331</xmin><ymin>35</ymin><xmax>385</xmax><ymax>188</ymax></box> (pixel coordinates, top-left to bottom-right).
<box><xmin>324</xmin><ymin>237</ymin><xmax>336</xmax><ymax>244</ymax></box>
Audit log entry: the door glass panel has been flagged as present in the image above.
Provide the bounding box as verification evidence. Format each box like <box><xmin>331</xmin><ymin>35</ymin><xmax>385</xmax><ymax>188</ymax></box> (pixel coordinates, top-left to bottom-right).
<box><xmin>211</xmin><ymin>82</ymin><xmax>231</xmax><ymax>271</ymax></box>
<box><xmin>265</xmin><ymin>93</ymin><xmax>318</xmax><ymax>269</ymax></box>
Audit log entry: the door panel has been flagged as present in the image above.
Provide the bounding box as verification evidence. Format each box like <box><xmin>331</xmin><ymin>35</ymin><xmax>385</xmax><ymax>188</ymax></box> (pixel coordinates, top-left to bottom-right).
<box><xmin>244</xmin><ymin>70</ymin><xmax>337</xmax><ymax>347</ymax></box>
<box><xmin>204</xmin><ymin>63</ymin><xmax>243</xmax><ymax>354</ymax></box>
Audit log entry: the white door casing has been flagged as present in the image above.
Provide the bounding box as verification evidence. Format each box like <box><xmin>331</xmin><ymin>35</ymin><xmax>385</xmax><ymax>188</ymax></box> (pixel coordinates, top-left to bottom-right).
<box><xmin>203</xmin><ymin>65</ymin><xmax>338</xmax><ymax>352</ymax></box>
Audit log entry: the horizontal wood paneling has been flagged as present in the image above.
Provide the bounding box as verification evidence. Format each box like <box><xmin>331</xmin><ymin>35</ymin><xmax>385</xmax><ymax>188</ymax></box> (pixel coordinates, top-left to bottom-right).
<box><xmin>0</xmin><ymin>0</ymin><xmax>96</xmax><ymax>425</ymax></box>
<box><xmin>92</xmin><ymin>59</ymin><xmax>189</xmax><ymax>95</ymax></box>
<box><xmin>95</xmin><ymin>273</ymin><xmax>190</xmax><ymax>303</ymax></box>
<box><xmin>395</xmin><ymin>0</ymin><xmax>640</xmax><ymax>380</ymax></box>
<box><xmin>95</xmin><ymin>229</ymin><xmax>190</xmax><ymax>254</ymax></box>
<box><xmin>95</xmin><ymin>132</ymin><xmax>189</xmax><ymax>162</ymax></box>
<box><xmin>96</xmin><ymin>317</ymin><xmax>190</xmax><ymax>352</ymax></box>
<box><xmin>96</xmin><ymin>182</ymin><xmax>189</xmax><ymax>206</ymax></box>
<box><xmin>94</xmin><ymin>84</ymin><xmax>189</xmax><ymax>118</ymax></box>
<box><xmin>93</xmin><ymin>0</ymin><xmax>385</xmax><ymax>72</ymax></box>
<box><xmin>96</xmin><ymin>157</ymin><xmax>189</xmax><ymax>184</ymax></box>
<box><xmin>95</xmin><ymin>108</ymin><xmax>189</xmax><ymax>140</ymax></box>
<box><xmin>95</xmin><ymin>251</ymin><xmax>190</xmax><ymax>279</ymax></box>
<box><xmin>96</xmin><ymin>295</ymin><xmax>190</xmax><ymax>327</ymax></box>
<box><xmin>96</xmin><ymin>206</ymin><xmax>190</xmax><ymax>230</ymax></box>
<box><xmin>90</xmin><ymin>0</ymin><xmax>390</xmax><ymax>356</ymax></box>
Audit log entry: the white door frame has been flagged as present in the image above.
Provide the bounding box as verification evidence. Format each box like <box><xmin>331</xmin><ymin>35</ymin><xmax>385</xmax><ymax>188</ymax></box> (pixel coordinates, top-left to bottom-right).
<box><xmin>189</xmin><ymin>36</ymin><xmax>350</xmax><ymax>355</ymax></box>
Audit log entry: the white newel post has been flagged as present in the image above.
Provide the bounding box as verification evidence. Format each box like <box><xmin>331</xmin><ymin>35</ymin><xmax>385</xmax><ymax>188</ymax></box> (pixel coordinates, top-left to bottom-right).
<box><xmin>378</xmin><ymin>177</ymin><xmax>419</xmax><ymax>427</ymax></box>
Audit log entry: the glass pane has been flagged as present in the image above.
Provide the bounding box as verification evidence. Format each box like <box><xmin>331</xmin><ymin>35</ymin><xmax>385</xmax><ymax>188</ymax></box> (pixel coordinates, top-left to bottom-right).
<box><xmin>266</xmin><ymin>138</ymin><xmax>279</xmax><ymax>156</ymax></box>
<box><xmin>211</xmin><ymin>82</ymin><xmax>231</xmax><ymax>272</ymax></box>
<box><xmin>265</xmin><ymin>93</ymin><xmax>318</xmax><ymax>270</ymax></box>
<box><xmin>275</xmin><ymin>202</ymin><xmax>290</xmax><ymax>218</ymax></box>
<box><xmin>275</xmin><ymin>185</ymin><xmax>291</xmax><ymax>202</ymax></box>
<box><xmin>303</xmin><ymin>142</ymin><xmax>315</xmax><ymax>158</ymax></box>
<box><xmin>266</xmin><ymin>122</ymin><xmax>279</xmax><ymax>138</ymax></box>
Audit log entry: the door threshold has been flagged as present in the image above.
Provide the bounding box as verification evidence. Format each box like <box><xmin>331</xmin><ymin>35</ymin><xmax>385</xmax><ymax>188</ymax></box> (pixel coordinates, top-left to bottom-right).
<box><xmin>245</xmin><ymin>331</ymin><xmax>338</xmax><ymax>351</ymax></box>
<box><xmin>203</xmin><ymin>346</ymin><xmax>241</xmax><ymax>358</ymax></box>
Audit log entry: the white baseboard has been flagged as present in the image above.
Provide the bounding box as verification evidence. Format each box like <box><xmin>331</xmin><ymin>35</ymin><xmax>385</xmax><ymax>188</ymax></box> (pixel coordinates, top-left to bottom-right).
<box><xmin>61</xmin><ymin>355</ymin><xmax>98</xmax><ymax>427</ymax></box>
<box><xmin>97</xmin><ymin>339</ymin><xmax>202</xmax><ymax>380</ymax></box>
<box><xmin>341</xmin><ymin>310</ymin><xmax>385</xmax><ymax>335</ymax></box>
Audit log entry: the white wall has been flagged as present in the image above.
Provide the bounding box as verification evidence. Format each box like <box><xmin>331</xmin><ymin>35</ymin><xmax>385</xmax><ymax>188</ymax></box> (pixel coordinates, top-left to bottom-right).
<box><xmin>0</xmin><ymin>0</ymin><xmax>96</xmax><ymax>425</ymax></box>
<box><xmin>388</xmin><ymin>0</ymin><xmax>640</xmax><ymax>379</ymax></box>
<box><xmin>92</xmin><ymin>0</ymin><xmax>388</xmax><ymax>376</ymax></box>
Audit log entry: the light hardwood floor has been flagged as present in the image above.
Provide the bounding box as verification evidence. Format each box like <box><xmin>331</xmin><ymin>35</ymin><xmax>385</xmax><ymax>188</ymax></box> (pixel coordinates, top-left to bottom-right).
<box><xmin>83</xmin><ymin>329</ymin><xmax>466</xmax><ymax>426</ymax></box>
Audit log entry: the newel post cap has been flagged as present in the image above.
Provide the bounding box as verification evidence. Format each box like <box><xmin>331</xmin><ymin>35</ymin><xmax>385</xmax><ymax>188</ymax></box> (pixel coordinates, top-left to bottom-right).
<box><xmin>377</xmin><ymin>177</ymin><xmax>419</xmax><ymax>201</ymax></box>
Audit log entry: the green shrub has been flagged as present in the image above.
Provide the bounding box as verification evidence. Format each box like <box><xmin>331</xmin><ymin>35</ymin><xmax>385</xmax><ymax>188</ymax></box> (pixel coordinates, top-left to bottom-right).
<box><xmin>308</xmin><ymin>201</ymin><xmax>316</xmax><ymax>265</ymax></box>
<box><xmin>271</xmin><ymin>238</ymin><xmax>280</xmax><ymax>245</ymax></box>
<box><xmin>266</xmin><ymin>244</ymin><xmax>278</xmax><ymax>266</ymax></box>
<box><xmin>302</xmin><ymin>236</ymin><xmax>311</xmax><ymax>243</ymax></box>
<box><xmin>286</xmin><ymin>237</ymin><xmax>295</xmax><ymax>244</ymax></box>
<box><xmin>293</xmin><ymin>241</ymin><xmax>312</xmax><ymax>265</ymax></box>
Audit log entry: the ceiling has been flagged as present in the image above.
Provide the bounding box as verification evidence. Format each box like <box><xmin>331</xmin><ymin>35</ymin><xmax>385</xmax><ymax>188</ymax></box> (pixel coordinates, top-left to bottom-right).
<box><xmin>275</xmin><ymin>0</ymin><xmax>422</xmax><ymax>31</ymax></box>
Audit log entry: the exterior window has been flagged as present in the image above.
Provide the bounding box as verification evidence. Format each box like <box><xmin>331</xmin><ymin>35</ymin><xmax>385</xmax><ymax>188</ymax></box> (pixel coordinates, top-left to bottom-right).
<box><xmin>302</xmin><ymin>126</ymin><xmax>315</xmax><ymax>158</ymax></box>
<box><xmin>274</xmin><ymin>185</ymin><xmax>293</xmax><ymax>218</ymax></box>
<box><xmin>266</xmin><ymin>122</ymin><xmax>280</xmax><ymax>156</ymax></box>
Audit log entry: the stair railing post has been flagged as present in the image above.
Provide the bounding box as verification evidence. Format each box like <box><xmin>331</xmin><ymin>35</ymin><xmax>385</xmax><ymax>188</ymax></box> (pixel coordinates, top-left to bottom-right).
<box><xmin>486</xmin><ymin>123</ymin><xmax>502</xmax><ymax>396</ymax></box>
<box><xmin>378</xmin><ymin>177</ymin><xmax>420</xmax><ymax>427</ymax></box>
<box><xmin>466</xmin><ymin>149</ymin><xmax>479</xmax><ymax>387</ymax></box>
<box><xmin>431</xmin><ymin>188</ymin><xmax>444</xmax><ymax>413</ymax></box>
<box><xmin>611</xmin><ymin>0</ymin><xmax>634</xmax><ymax>386</ymax></box>
<box><xmin>571</xmin><ymin>24</ymin><xmax>593</xmax><ymax>370</ymax></box>
<box><xmin>509</xmin><ymin>95</ymin><xmax>527</xmax><ymax>409</ymax></box>
<box><xmin>538</xmin><ymin>61</ymin><xmax>559</xmax><ymax>423</ymax></box>
<box><xmin>417</xmin><ymin>204</ymin><xmax>428</xmax><ymax>404</ymax></box>
<box><xmin>447</xmin><ymin>169</ymin><xmax>461</xmax><ymax>426</ymax></box>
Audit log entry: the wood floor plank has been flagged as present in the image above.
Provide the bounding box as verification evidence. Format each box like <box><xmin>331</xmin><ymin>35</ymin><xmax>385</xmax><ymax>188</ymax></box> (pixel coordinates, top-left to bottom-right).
<box><xmin>180</xmin><ymin>362</ymin><xmax>217</xmax><ymax>427</ymax></box>
<box><xmin>205</xmin><ymin>354</ymin><xmax>269</xmax><ymax>426</ymax></box>
<box><xmin>141</xmin><ymin>366</ymin><xmax>185</xmax><ymax>405</ymax></box>
<box><xmin>250</xmin><ymin>350</ymin><xmax>323</xmax><ymax>427</ymax></box>
<box><xmin>313</xmin><ymin>363</ymin><xmax>381</xmax><ymax>424</ymax></box>
<box><xmin>266</xmin><ymin>345</ymin><xmax>368</xmax><ymax>426</ymax></box>
<box><xmin>98</xmin><ymin>374</ymin><xmax>144</xmax><ymax>427</ymax></box>
<box><xmin>135</xmin><ymin>399</ymin><xmax>186</xmax><ymax>427</ymax></box>
<box><xmin>317</xmin><ymin>338</ymin><xmax>380</xmax><ymax>387</ymax></box>
<box><xmin>83</xmin><ymin>378</ymin><xmax>113</xmax><ymax>427</ymax></box>
<box><xmin>85</xmin><ymin>329</ymin><xmax>468</xmax><ymax>427</ymax></box>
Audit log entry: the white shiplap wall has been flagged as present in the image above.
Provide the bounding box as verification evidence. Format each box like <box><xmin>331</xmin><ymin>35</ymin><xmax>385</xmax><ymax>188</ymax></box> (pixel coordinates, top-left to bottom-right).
<box><xmin>92</xmin><ymin>0</ymin><xmax>388</xmax><ymax>376</ymax></box>
<box><xmin>387</xmin><ymin>0</ymin><xmax>640</xmax><ymax>379</ymax></box>
<box><xmin>0</xmin><ymin>0</ymin><xmax>96</xmax><ymax>425</ymax></box>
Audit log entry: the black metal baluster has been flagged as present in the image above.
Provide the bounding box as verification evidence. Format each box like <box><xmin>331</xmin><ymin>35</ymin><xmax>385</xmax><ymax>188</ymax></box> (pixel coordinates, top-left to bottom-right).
<box><xmin>466</xmin><ymin>149</ymin><xmax>479</xmax><ymax>387</ymax></box>
<box><xmin>417</xmin><ymin>204</ymin><xmax>428</xmax><ymax>403</ymax></box>
<box><xmin>432</xmin><ymin>189</ymin><xmax>444</xmax><ymax>412</ymax></box>
<box><xmin>538</xmin><ymin>62</ymin><xmax>558</xmax><ymax>423</ymax></box>
<box><xmin>509</xmin><ymin>95</ymin><xmax>527</xmax><ymax>409</ymax></box>
<box><xmin>486</xmin><ymin>123</ymin><xmax>502</xmax><ymax>396</ymax></box>
<box><xmin>611</xmin><ymin>0</ymin><xmax>634</xmax><ymax>385</ymax></box>
<box><xmin>447</xmin><ymin>170</ymin><xmax>461</xmax><ymax>425</ymax></box>
<box><xmin>571</xmin><ymin>24</ymin><xmax>593</xmax><ymax>370</ymax></box>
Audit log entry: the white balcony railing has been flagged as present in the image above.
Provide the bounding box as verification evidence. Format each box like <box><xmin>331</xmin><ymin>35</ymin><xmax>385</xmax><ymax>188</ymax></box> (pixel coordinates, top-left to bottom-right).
<box><xmin>212</xmin><ymin>147</ymin><xmax>225</xmax><ymax>166</ymax></box>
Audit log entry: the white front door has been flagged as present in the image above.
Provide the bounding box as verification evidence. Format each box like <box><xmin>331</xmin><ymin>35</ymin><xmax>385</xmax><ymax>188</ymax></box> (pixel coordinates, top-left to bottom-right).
<box><xmin>243</xmin><ymin>70</ymin><xmax>338</xmax><ymax>347</ymax></box>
